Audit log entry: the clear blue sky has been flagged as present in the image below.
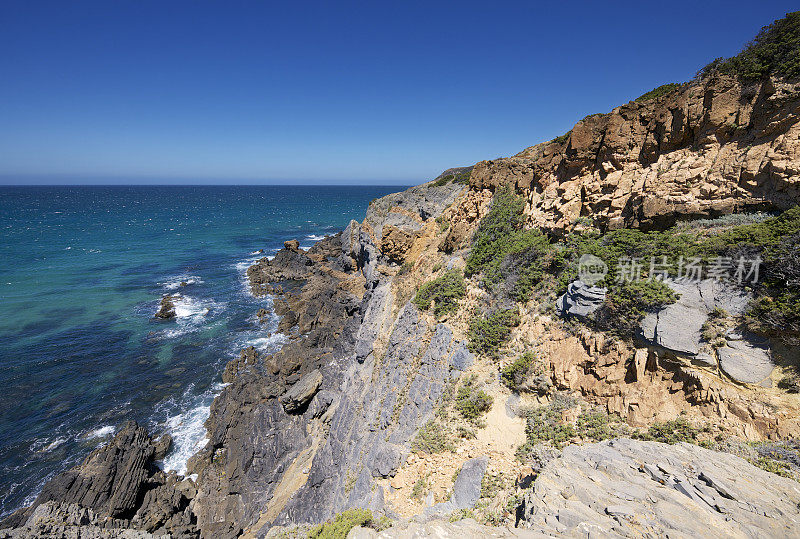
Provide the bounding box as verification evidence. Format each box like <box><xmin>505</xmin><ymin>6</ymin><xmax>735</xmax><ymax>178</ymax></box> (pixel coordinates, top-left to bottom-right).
<box><xmin>0</xmin><ymin>1</ymin><xmax>796</xmax><ymax>185</ymax></box>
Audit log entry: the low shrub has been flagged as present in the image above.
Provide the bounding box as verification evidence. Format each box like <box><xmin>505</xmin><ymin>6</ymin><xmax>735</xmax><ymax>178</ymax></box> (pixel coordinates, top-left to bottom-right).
<box><xmin>412</xmin><ymin>269</ymin><xmax>466</xmax><ymax>318</ymax></box>
<box><xmin>634</xmin><ymin>82</ymin><xmax>682</xmax><ymax>103</ymax></box>
<box><xmin>308</xmin><ymin>508</ymin><xmax>385</xmax><ymax>539</ymax></box>
<box><xmin>632</xmin><ymin>417</ymin><xmax>705</xmax><ymax>445</ymax></box>
<box><xmin>468</xmin><ymin>307</ymin><xmax>520</xmax><ymax>357</ymax></box>
<box><xmin>455</xmin><ymin>375</ymin><xmax>493</xmax><ymax>421</ymax></box>
<box><xmin>700</xmin><ymin>12</ymin><xmax>800</xmax><ymax>82</ymax></box>
<box><xmin>501</xmin><ymin>352</ymin><xmax>538</xmax><ymax>390</ymax></box>
<box><xmin>412</xmin><ymin>420</ymin><xmax>454</xmax><ymax>454</ymax></box>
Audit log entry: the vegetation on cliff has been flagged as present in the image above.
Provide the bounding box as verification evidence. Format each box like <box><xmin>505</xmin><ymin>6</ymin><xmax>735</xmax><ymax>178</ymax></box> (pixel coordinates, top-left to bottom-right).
<box><xmin>413</xmin><ymin>269</ymin><xmax>466</xmax><ymax>318</ymax></box>
<box><xmin>701</xmin><ymin>11</ymin><xmax>800</xmax><ymax>81</ymax></box>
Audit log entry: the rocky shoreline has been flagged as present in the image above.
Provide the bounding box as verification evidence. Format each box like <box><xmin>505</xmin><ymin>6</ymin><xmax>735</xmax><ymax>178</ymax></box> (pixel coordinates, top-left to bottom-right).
<box><xmin>4</xmin><ymin>52</ymin><xmax>800</xmax><ymax>538</ymax></box>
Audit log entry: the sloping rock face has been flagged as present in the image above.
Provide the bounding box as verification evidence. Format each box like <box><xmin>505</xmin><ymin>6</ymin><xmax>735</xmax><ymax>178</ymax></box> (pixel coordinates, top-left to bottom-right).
<box><xmin>0</xmin><ymin>422</ymin><xmax>198</xmax><ymax>537</ymax></box>
<box><xmin>471</xmin><ymin>75</ymin><xmax>800</xmax><ymax>233</ymax></box>
<box><xmin>519</xmin><ymin>438</ymin><xmax>800</xmax><ymax>537</ymax></box>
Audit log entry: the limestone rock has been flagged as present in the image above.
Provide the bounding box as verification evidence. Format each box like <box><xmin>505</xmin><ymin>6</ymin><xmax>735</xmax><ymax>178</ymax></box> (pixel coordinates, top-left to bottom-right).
<box><xmin>284</xmin><ymin>239</ymin><xmax>300</xmax><ymax>252</ymax></box>
<box><xmin>556</xmin><ymin>281</ymin><xmax>606</xmax><ymax>318</ymax></box>
<box><xmin>639</xmin><ymin>278</ymin><xmax>750</xmax><ymax>356</ymax></box>
<box><xmin>423</xmin><ymin>456</ymin><xmax>488</xmax><ymax>517</ymax></box>
<box><xmin>280</xmin><ymin>369</ymin><xmax>323</xmax><ymax>413</ymax></box>
<box><xmin>718</xmin><ymin>335</ymin><xmax>774</xmax><ymax>384</ymax></box>
<box><xmin>519</xmin><ymin>438</ymin><xmax>800</xmax><ymax>537</ymax></box>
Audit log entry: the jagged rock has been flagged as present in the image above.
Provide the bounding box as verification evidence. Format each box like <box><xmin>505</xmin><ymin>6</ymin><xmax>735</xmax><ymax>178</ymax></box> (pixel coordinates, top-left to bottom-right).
<box><xmin>364</xmin><ymin>172</ymin><xmax>466</xmax><ymax>242</ymax></box>
<box><xmin>379</xmin><ymin>225</ymin><xmax>418</xmax><ymax>264</ymax></box>
<box><xmin>471</xmin><ymin>75</ymin><xmax>800</xmax><ymax>234</ymax></box>
<box><xmin>0</xmin><ymin>502</ymin><xmax>157</xmax><ymax>538</ymax></box>
<box><xmin>280</xmin><ymin>369</ymin><xmax>323</xmax><ymax>413</ymax></box>
<box><xmin>284</xmin><ymin>239</ymin><xmax>300</xmax><ymax>252</ymax></box>
<box><xmin>718</xmin><ymin>335</ymin><xmax>775</xmax><ymax>384</ymax></box>
<box><xmin>519</xmin><ymin>439</ymin><xmax>800</xmax><ymax>537</ymax></box>
<box><xmin>423</xmin><ymin>456</ymin><xmax>488</xmax><ymax>517</ymax></box>
<box><xmin>635</xmin><ymin>278</ymin><xmax>778</xmax><ymax>386</ymax></box>
<box><xmin>153</xmin><ymin>295</ymin><xmax>176</xmax><ymax>320</ymax></box>
<box><xmin>0</xmin><ymin>422</ymin><xmax>197</xmax><ymax>537</ymax></box>
<box><xmin>153</xmin><ymin>434</ymin><xmax>172</xmax><ymax>461</ymax></box>
<box><xmin>449</xmin><ymin>342</ymin><xmax>474</xmax><ymax>373</ymax></box>
<box><xmin>556</xmin><ymin>281</ymin><xmax>606</xmax><ymax>318</ymax></box>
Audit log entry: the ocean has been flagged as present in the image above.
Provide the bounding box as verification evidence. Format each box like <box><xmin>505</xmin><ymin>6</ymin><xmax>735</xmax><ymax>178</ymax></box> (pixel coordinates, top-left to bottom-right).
<box><xmin>0</xmin><ymin>185</ymin><xmax>401</xmax><ymax>518</ymax></box>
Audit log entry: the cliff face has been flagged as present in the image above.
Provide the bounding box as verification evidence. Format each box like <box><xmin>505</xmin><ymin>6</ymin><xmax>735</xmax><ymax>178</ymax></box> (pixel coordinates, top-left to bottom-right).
<box><xmin>472</xmin><ymin>75</ymin><xmax>800</xmax><ymax>233</ymax></box>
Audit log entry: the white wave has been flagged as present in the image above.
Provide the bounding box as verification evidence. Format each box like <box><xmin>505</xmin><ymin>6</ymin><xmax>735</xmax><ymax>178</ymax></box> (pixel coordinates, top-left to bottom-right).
<box><xmin>305</xmin><ymin>233</ymin><xmax>328</xmax><ymax>242</ymax></box>
<box><xmin>161</xmin><ymin>275</ymin><xmax>204</xmax><ymax>290</ymax></box>
<box><xmin>38</xmin><ymin>437</ymin><xmax>67</xmax><ymax>452</ymax></box>
<box><xmin>243</xmin><ymin>333</ymin><xmax>288</xmax><ymax>353</ymax></box>
<box><xmin>155</xmin><ymin>295</ymin><xmax>225</xmax><ymax>339</ymax></box>
<box><xmin>86</xmin><ymin>425</ymin><xmax>115</xmax><ymax>439</ymax></box>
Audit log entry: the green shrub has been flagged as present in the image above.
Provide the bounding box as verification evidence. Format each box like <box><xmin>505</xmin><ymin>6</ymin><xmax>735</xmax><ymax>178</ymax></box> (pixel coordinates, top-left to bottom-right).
<box><xmin>551</xmin><ymin>131</ymin><xmax>571</xmax><ymax>145</ymax></box>
<box><xmin>308</xmin><ymin>508</ymin><xmax>380</xmax><ymax>539</ymax></box>
<box><xmin>468</xmin><ymin>307</ymin><xmax>520</xmax><ymax>357</ymax></box>
<box><xmin>634</xmin><ymin>82</ymin><xmax>682</xmax><ymax>103</ymax></box>
<box><xmin>412</xmin><ymin>420</ymin><xmax>454</xmax><ymax>454</ymax></box>
<box><xmin>595</xmin><ymin>279</ymin><xmax>679</xmax><ymax>335</ymax></box>
<box><xmin>412</xmin><ymin>269</ymin><xmax>466</xmax><ymax>318</ymax></box>
<box><xmin>455</xmin><ymin>375</ymin><xmax>493</xmax><ymax>421</ymax></box>
<box><xmin>632</xmin><ymin>418</ymin><xmax>704</xmax><ymax>444</ymax></box>
<box><xmin>501</xmin><ymin>352</ymin><xmax>537</xmax><ymax>390</ymax></box>
<box><xmin>411</xmin><ymin>474</ymin><xmax>429</xmax><ymax>500</ymax></box>
<box><xmin>700</xmin><ymin>12</ymin><xmax>800</xmax><ymax>82</ymax></box>
<box><xmin>466</xmin><ymin>186</ymin><xmax>526</xmax><ymax>277</ymax></box>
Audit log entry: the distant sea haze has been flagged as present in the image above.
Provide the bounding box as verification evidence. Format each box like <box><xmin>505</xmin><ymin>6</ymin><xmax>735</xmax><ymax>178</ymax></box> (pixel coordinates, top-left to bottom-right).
<box><xmin>0</xmin><ymin>184</ymin><xmax>402</xmax><ymax>518</ymax></box>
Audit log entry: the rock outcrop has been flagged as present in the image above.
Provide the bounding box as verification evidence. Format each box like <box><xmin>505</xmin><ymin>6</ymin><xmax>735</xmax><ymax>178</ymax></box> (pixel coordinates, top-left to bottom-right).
<box><xmin>471</xmin><ymin>75</ymin><xmax>800</xmax><ymax>234</ymax></box>
<box><xmin>0</xmin><ymin>422</ymin><xmax>197</xmax><ymax>537</ymax></box>
<box><xmin>519</xmin><ymin>438</ymin><xmax>800</xmax><ymax>537</ymax></box>
<box><xmin>154</xmin><ymin>295</ymin><xmax>177</xmax><ymax>319</ymax></box>
<box><xmin>556</xmin><ymin>281</ymin><xmax>606</xmax><ymax>318</ymax></box>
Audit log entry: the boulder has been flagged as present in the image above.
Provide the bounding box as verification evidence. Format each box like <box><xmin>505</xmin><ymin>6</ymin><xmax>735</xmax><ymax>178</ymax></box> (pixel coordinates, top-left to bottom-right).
<box><xmin>639</xmin><ymin>279</ymin><xmax>750</xmax><ymax>356</ymax></box>
<box><xmin>279</xmin><ymin>369</ymin><xmax>323</xmax><ymax>413</ymax></box>
<box><xmin>423</xmin><ymin>456</ymin><xmax>488</xmax><ymax>517</ymax></box>
<box><xmin>284</xmin><ymin>239</ymin><xmax>300</xmax><ymax>252</ymax></box>
<box><xmin>556</xmin><ymin>281</ymin><xmax>606</xmax><ymax>318</ymax></box>
<box><xmin>718</xmin><ymin>334</ymin><xmax>775</xmax><ymax>384</ymax></box>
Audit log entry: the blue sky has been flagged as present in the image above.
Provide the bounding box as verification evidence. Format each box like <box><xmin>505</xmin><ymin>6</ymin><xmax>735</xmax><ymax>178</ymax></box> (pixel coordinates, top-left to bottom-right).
<box><xmin>0</xmin><ymin>1</ymin><xmax>797</xmax><ymax>185</ymax></box>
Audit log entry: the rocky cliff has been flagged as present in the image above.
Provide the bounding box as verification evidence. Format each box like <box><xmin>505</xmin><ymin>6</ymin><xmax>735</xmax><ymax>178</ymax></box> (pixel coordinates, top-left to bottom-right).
<box><xmin>472</xmin><ymin>75</ymin><xmax>800</xmax><ymax>234</ymax></box>
<box><xmin>4</xmin><ymin>15</ymin><xmax>800</xmax><ymax>539</ymax></box>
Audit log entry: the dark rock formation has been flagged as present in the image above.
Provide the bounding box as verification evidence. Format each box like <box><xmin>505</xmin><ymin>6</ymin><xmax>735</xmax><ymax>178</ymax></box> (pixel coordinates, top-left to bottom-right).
<box><xmin>280</xmin><ymin>369</ymin><xmax>323</xmax><ymax>413</ymax></box>
<box><xmin>154</xmin><ymin>295</ymin><xmax>177</xmax><ymax>320</ymax></box>
<box><xmin>0</xmin><ymin>422</ymin><xmax>198</xmax><ymax>537</ymax></box>
<box><xmin>556</xmin><ymin>281</ymin><xmax>606</xmax><ymax>318</ymax></box>
<box><xmin>423</xmin><ymin>456</ymin><xmax>488</xmax><ymax>517</ymax></box>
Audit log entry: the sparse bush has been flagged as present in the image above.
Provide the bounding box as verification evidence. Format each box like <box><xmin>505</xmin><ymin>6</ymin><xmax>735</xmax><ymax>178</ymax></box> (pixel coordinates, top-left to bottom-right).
<box><xmin>501</xmin><ymin>352</ymin><xmax>539</xmax><ymax>390</ymax></box>
<box><xmin>634</xmin><ymin>82</ymin><xmax>682</xmax><ymax>103</ymax></box>
<box><xmin>468</xmin><ymin>307</ymin><xmax>520</xmax><ymax>357</ymax></box>
<box><xmin>308</xmin><ymin>508</ymin><xmax>383</xmax><ymax>539</ymax></box>
<box><xmin>551</xmin><ymin>131</ymin><xmax>571</xmax><ymax>145</ymax></box>
<box><xmin>412</xmin><ymin>420</ymin><xmax>454</xmax><ymax>454</ymax></box>
<box><xmin>595</xmin><ymin>279</ymin><xmax>679</xmax><ymax>335</ymax></box>
<box><xmin>455</xmin><ymin>375</ymin><xmax>493</xmax><ymax>421</ymax></box>
<box><xmin>632</xmin><ymin>417</ymin><xmax>705</xmax><ymax>445</ymax></box>
<box><xmin>411</xmin><ymin>474</ymin><xmax>429</xmax><ymax>500</ymax></box>
<box><xmin>413</xmin><ymin>269</ymin><xmax>466</xmax><ymax>318</ymax></box>
<box><xmin>700</xmin><ymin>12</ymin><xmax>800</xmax><ymax>82</ymax></box>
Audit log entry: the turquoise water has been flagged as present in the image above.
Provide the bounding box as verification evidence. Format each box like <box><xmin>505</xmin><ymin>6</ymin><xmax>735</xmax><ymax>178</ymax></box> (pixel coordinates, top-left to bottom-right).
<box><xmin>0</xmin><ymin>185</ymin><xmax>401</xmax><ymax>517</ymax></box>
